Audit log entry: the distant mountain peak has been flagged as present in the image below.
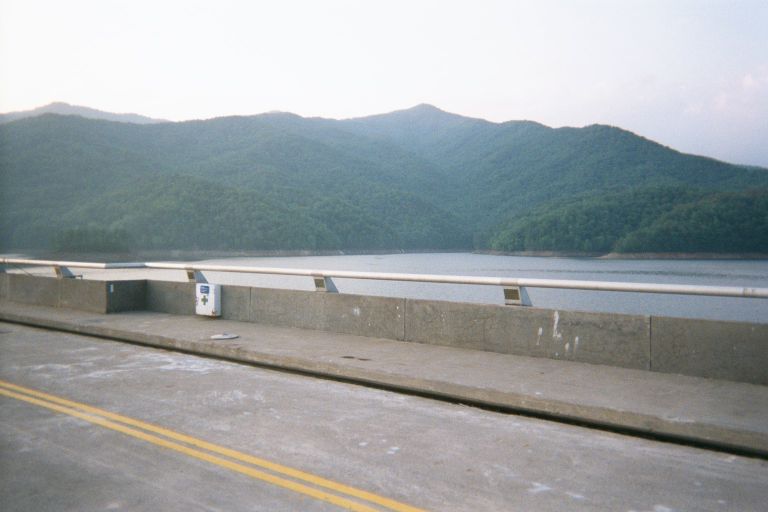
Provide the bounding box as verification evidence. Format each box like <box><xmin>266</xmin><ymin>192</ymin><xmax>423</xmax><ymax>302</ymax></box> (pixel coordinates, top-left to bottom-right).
<box><xmin>396</xmin><ymin>103</ymin><xmax>457</xmax><ymax>117</ymax></box>
<box><xmin>0</xmin><ymin>101</ymin><xmax>169</xmax><ymax>125</ymax></box>
<box><xmin>409</xmin><ymin>103</ymin><xmax>445</xmax><ymax>112</ymax></box>
<box><xmin>348</xmin><ymin>103</ymin><xmax>484</xmax><ymax>127</ymax></box>
<box><xmin>261</xmin><ymin>110</ymin><xmax>303</xmax><ymax>119</ymax></box>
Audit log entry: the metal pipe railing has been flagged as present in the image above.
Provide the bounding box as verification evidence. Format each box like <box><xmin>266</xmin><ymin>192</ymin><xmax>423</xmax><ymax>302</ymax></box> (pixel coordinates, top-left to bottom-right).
<box><xmin>2</xmin><ymin>257</ymin><xmax>768</xmax><ymax>299</ymax></box>
<box><xmin>143</xmin><ymin>261</ymin><xmax>768</xmax><ymax>299</ymax></box>
<box><xmin>0</xmin><ymin>258</ymin><xmax>145</xmax><ymax>270</ymax></box>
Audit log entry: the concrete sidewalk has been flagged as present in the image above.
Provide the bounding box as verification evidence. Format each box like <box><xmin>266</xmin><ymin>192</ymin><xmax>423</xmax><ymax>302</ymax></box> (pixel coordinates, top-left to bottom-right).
<box><xmin>2</xmin><ymin>300</ymin><xmax>767</xmax><ymax>457</ymax></box>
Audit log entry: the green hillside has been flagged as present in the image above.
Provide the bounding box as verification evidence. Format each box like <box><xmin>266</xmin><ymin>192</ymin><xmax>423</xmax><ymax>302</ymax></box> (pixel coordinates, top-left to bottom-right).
<box><xmin>489</xmin><ymin>186</ymin><xmax>768</xmax><ymax>253</ymax></box>
<box><xmin>614</xmin><ymin>189</ymin><xmax>768</xmax><ymax>253</ymax></box>
<box><xmin>344</xmin><ymin>105</ymin><xmax>767</xmax><ymax>232</ymax></box>
<box><xmin>1</xmin><ymin>105</ymin><xmax>766</xmax><ymax>254</ymax></box>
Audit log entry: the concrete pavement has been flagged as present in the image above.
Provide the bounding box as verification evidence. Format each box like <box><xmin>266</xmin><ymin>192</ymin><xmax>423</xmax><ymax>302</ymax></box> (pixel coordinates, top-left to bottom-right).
<box><xmin>1</xmin><ymin>300</ymin><xmax>767</xmax><ymax>457</ymax></box>
<box><xmin>2</xmin><ymin>323</ymin><xmax>767</xmax><ymax>511</ymax></box>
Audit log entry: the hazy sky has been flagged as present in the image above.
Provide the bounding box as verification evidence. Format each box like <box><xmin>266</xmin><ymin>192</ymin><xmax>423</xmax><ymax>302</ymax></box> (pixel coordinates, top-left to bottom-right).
<box><xmin>1</xmin><ymin>0</ymin><xmax>766</xmax><ymax>166</ymax></box>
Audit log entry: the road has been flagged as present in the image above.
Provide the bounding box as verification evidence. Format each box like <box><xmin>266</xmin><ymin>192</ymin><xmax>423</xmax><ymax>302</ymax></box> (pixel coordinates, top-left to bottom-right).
<box><xmin>1</xmin><ymin>322</ymin><xmax>766</xmax><ymax>511</ymax></box>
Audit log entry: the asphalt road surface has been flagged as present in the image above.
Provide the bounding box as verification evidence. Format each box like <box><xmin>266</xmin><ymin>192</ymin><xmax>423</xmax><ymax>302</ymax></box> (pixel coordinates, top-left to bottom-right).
<box><xmin>1</xmin><ymin>322</ymin><xmax>766</xmax><ymax>511</ymax></box>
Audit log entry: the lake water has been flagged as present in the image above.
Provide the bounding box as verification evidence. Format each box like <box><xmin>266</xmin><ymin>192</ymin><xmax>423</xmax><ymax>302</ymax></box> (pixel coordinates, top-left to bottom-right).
<box><xmin>11</xmin><ymin>252</ymin><xmax>768</xmax><ymax>323</ymax></box>
<box><xmin>75</xmin><ymin>252</ymin><xmax>767</xmax><ymax>324</ymax></box>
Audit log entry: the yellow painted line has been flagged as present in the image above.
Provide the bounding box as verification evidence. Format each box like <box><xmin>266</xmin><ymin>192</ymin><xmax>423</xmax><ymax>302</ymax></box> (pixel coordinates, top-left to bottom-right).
<box><xmin>0</xmin><ymin>381</ymin><xmax>424</xmax><ymax>512</ymax></box>
<box><xmin>0</xmin><ymin>387</ymin><xmax>386</xmax><ymax>511</ymax></box>
<box><xmin>0</xmin><ymin>380</ymin><xmax>427</xmax><ymax>512</ymax></box>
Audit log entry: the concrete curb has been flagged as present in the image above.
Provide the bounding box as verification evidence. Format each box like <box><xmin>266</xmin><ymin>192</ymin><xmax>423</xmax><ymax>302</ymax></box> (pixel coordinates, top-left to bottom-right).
<box><xmin>2</xmin><ymin>306</ymin><xmax>767</xmax><ymax>458</ymax></box>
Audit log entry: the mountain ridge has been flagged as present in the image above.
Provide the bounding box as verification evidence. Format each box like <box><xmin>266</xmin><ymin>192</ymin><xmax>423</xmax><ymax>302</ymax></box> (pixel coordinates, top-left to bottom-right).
<box><xmin>1</xmin><ymin>106</ymin><xmax>766</xmax><ymax>253</ymax></box>
<box><xmin>1</xmin><ymin>101</ymin><xmax>762</xmax><ymax>169</ymax></box>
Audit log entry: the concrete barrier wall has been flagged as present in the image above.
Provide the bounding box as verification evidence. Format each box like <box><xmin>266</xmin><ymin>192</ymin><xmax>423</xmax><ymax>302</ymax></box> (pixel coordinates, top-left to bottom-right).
<box><xmin>0</xmin><ymin>273</ymin><xmax>8</xmax><ymax>301</ymax></box>
<box><xmin>140</xmin><ymin>281</ymin><xmax>768</xmax><ymax>383</ymax></box>
<box><xmin>651</xmin><ymin>317</ymin><xmax>768</xmax><ymax>385</ymax></box>
<box><xmin>146</xmin><ymin>281</ymin><xmax>195</xmax><ymax>316</ymax></box>
<box><xmin>2</xmin><ymin>275</ymin><xmax>766</xmax><ymax>384</ymax></box>
<box><xmin>404</xmin><ymin>299</ymin><xmax>651</xmax><ymax>370</ymax></box>
<box><xmin>3</xmin><ymin>274</ymin><xmax>145</xmax><ymax>314</ymax></box>
<box><xmin>58</xmin><ymin>278</ymin><xmax>110</xmax><ymax>312</ymax></box>
<box><xmin>216</xmin><ymin>285</ymin><xmax>406</xmax><ymax>340</ymax></box>
<box><xmin>7</xmin><ymin>274</ymin><xmax>60</xmax><ymax>308</ymax></box>
<box><xmin>106</xmin><ymin>281</ymin><xmax>147</xmax><ymax>313</ymax></box>
<box><xmin>251</xmin><ymin>288</ymin><xmax>406</xmax><ymax>340</ymax></box>
<box><xmin>221</xmin><ymin>284</ymin><xmax>251</xmax><ymax>322</ymax></box>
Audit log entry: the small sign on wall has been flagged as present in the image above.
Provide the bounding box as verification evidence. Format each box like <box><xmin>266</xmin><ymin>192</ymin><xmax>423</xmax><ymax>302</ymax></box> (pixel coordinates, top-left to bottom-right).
<box><xmin>195</xmin><ymin>283</ymin><xmax>221</xmax><ymax>317</ymax></box>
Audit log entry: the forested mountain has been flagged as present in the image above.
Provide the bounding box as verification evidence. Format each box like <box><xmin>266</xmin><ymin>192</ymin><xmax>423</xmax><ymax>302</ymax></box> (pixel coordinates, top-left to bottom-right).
<box><xmin>349</xmin><ymin>105</ymin><xmax>768</xmax><ymax>236</ymax></box>
<box><xmin>489</xmin><ymin>186</ymin><xmax>768</xmax><ymax>254</ymax></box>
<box><xmin>1</xmin><ymin>105</ymin><xmax>766</xmax><ymax>254</ymax></box>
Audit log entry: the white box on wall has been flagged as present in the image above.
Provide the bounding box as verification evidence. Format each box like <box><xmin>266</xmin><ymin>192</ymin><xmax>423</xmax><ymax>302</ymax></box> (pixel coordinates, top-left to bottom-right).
<box><xmin>195</xmin><ymin>283</ymin><xmax>221</xmax><ymax>317</ymax></box>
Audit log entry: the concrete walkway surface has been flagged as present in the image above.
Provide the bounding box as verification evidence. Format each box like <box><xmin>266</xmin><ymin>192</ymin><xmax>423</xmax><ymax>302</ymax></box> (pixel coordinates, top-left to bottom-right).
<box><xmin>1</xmin><ymin>300</ymin><xmax>767</xmax><ymax>457</ymax></box>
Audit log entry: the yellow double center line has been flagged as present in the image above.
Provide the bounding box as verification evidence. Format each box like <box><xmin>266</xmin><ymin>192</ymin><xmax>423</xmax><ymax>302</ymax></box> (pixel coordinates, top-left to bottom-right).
<box><xmin>0</xmin><ymin>379</ymin><xmax>426</xmax><ymax>512</ymax></box>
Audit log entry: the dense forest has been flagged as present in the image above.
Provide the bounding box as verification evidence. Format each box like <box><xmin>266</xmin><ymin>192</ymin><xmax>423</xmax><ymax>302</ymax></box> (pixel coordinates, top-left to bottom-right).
<box><xmin>1</xmin><ymin>105</ymin><xmax>766</xmax><ymax>254</ymax></box>
<box><xmin>489</xmin><ymin>186</ymin><xmax>768</xmax><ymax>253</ymax></box>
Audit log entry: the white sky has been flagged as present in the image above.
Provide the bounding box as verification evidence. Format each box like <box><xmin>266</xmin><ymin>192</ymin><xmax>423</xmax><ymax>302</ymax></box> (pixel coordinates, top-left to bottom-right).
<box><xmin>1</xmin><ymin>0</ymin><xmax>767</xmax><ymax>166</ymax></box>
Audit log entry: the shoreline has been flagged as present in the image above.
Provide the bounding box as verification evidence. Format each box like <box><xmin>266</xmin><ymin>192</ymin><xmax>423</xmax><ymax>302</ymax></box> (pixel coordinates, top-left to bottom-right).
<box><xmin>5</xmin><ymin>249</ymin><xmax>768</xmax><ymax>262</ymax></box>
<box><xmin>4</xmin><ymin>248</ymin><xmax>463</xmax><ymax>263</ymax></box>
<box><xmin>599</xmin><ymin>252</ymin><xmax>768</xmax><ymax>260</ymax></box>
<box><xmin>477</xmin><ymin>250</ymin><xmax>768</xmax><ymax>260</ymax></box>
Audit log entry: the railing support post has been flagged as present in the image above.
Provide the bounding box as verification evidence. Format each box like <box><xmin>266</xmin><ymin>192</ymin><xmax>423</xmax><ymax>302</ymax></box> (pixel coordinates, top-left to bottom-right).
<box><xmin>504</xmin><ymin>286</ymin><xmax>532</xmax><ymax>306</ymax></box>
<box><xmin>53</xmin><ymin>265</ymin><xmax>78</xmax><ymax>279</ymax></box>
<box><xmin>186</xmin><ymin>270</ymin><xmax>208</xmax><ymax>283</ymax></box>
<box><xmin>313</xmin><ymin>275</ymin><xmax>338</xmax><ymax>293</ymax></box>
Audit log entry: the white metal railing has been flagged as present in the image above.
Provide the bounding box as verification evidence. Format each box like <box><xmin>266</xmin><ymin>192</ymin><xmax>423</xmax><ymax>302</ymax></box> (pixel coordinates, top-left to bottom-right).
<box><xmin>0</xmin><ymin>259</ymin><xmax>145</xmax><ymax>270</ymax></box>
<box><xmin>0</xmin><ymin>258</ymin><xmax>146</xmax><ymax>279</ymax></box>
<box><xmin>2</xmin><ymin>257</ymin><xmax>768</xmax><ymax>304</ymax></box>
